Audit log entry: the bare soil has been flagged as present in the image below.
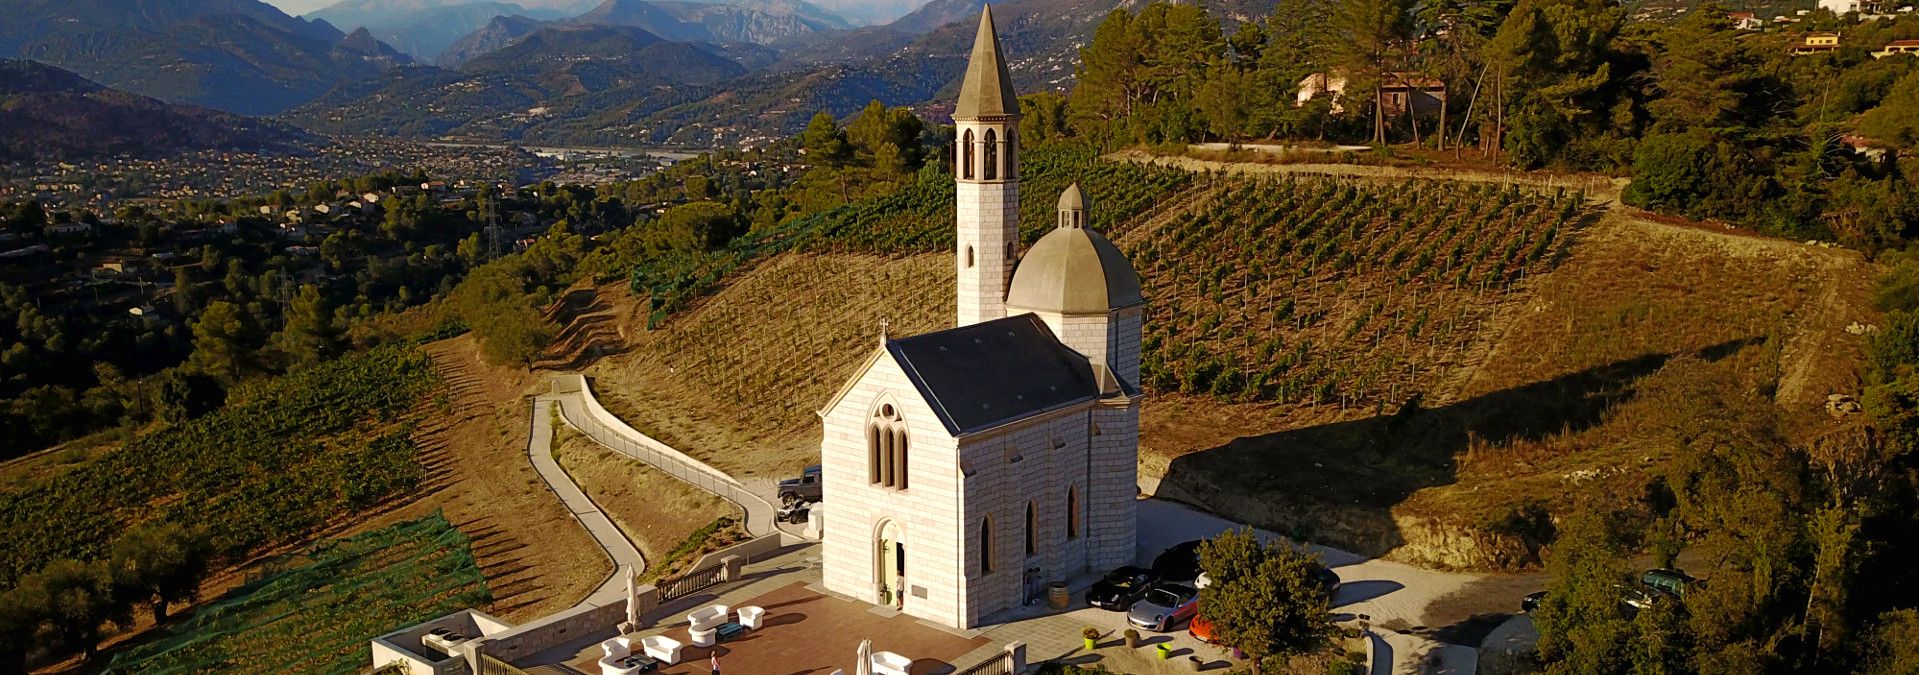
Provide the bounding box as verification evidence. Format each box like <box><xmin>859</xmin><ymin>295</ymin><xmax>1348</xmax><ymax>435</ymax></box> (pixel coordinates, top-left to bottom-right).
<box><xmin>550</xmin><ymin>421</ymin><xmax>741</xmax><ymax>578</ymax></box>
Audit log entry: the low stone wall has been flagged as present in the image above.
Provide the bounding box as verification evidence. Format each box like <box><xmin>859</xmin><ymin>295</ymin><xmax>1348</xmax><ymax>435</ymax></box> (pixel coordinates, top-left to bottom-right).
<box><xmin>469</xmin><ymin>600</ymin><xmax>627</xmax><ymax>666</ymax></box>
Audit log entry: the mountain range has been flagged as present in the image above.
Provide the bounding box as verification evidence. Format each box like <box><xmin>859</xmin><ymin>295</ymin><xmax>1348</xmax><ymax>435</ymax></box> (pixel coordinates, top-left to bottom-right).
<box><xmin>0</xmin><ymin>0</ymin><xmax>412</xmax><ymax>116</ymax></box>
<box><xmin>308</xmin><ymin>0</ymin><xmax>573</xmax><ymax>62</ymax></box>
<box><xmin>0</xmin><ymin>59</ymin><xmax>309</xmax><ymax>161</ymax></box>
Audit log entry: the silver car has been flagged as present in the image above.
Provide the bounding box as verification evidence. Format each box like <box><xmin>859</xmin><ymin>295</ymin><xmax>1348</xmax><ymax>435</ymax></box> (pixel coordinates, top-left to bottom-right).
<box><xmin>1126</xmin><ymin>583</ymin><xmax>1198</xmax><ymax>632</ymax></box>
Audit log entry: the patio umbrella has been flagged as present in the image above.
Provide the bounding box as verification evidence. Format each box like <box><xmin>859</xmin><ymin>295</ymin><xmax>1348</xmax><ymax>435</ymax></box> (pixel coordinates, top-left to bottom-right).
<box><xmin>856</xmin><ymin>639</ymin><xmax>873</xmax><ymax>675</ymax></box>
<box><xmin>624</xmin><ymin>565</ymin><xmax>639</xmax><ymax>627</ymax></box>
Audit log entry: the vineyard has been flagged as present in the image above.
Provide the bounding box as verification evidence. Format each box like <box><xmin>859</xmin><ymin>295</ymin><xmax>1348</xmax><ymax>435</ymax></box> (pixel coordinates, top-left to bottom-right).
<box><xmin>1129</xmin><ymin>176</ymin><xmax>1595</xmax><ymax>411</ymax></box>
<box><xmin>0</xmin><ymin>345</ymin><xmax>439</xmax><ymax>586</ymax></box>
<box><xmin>104</xmin><ymin>512</ymin><xmax>490</xmax><ymax>675</ymax></box>
<box><xmin>629</xmin><ymin>142</ymin><xmax>1193</xmax><ymax>326</ymax></box>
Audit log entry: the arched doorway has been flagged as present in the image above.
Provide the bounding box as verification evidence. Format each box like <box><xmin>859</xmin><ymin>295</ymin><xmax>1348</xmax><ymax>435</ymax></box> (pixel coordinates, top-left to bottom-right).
<box><xmin>876</xmin><ymin>520</ymin><xmax>905</xmax><ymax>608</ymax></box>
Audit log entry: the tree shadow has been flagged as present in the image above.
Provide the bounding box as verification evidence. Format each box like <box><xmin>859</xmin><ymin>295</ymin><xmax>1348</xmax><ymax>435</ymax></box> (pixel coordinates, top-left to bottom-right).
<box><xmin>1156</xmin><ymin>337</ymin><xmax>1763</xmax><ymax>563</ymax></box>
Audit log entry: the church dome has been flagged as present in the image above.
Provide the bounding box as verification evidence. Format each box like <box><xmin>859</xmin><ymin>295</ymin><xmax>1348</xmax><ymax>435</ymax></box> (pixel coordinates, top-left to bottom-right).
<box><xmin>1006</xmin><ymin>218</ymin><xmax>1143</xmax><ymax>315</ymax></box>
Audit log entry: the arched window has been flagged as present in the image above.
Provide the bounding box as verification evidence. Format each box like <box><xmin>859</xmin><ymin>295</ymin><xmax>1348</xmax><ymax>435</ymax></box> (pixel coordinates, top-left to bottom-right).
<box><xmin>1006</xmin><ymin>130</ymin><xmax>1017</xmax><ymax>179</ymax></box>
<box><xmin>983</xmin><ymin>129</ymin><xmax>999</xmax><ymax>181</ymax></box>
<box><xmin>868</xmin><ymin>403</ymin><xmax>909</xmax><ymax>489</ymax></box>
<box><xmin>1067</xmin><ymin>487</ymin><xmax>1080</xmax><ymax>540</ymax></box>
<box><xmin>979</xmin><ymin>517</ymin><xmax>994</xmax><ymax>575</ymax></box>
<box><xmin>1025</xmin><ymin>502</ymin><xmax>1037</xmax><ymax>556</ymax></box>
<box><xmin>961</xmin><ymin>130</ymin><xmax>975</xmax><ymax>180</ymax></box>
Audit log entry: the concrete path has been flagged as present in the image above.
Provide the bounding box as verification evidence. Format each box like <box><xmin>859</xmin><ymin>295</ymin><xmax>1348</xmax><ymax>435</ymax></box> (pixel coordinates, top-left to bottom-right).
<box><xmin>525</xmin><ymin>396</ymin><xmax>646</xmax><ymax>608</ymax></box>
<box><xmin>547</xmin><ymin>387</ymin><xmax>780</xmax><ymax>538</ymax></box>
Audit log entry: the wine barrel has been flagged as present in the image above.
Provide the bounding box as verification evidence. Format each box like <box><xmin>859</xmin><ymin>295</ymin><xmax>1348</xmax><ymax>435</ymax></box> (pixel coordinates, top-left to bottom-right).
<box><xmin>1047</xmin><ymin>582</ymin><xmax>1070</xmax><ymax>610</ymax></box>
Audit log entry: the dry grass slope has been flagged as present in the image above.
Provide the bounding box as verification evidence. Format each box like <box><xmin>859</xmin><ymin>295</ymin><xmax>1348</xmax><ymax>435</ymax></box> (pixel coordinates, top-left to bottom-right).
<box><xmin>582</xmin><ymin>253</ymin><xmax>953</xmax><ymax>480</ymax></box>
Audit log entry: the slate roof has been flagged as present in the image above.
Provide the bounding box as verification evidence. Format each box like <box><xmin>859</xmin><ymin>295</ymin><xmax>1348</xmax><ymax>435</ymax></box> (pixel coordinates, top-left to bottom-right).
<box><xmin>886</xmin><ymin>314</ymin><xmax>1102</xmax><ymax>436</ymax></box>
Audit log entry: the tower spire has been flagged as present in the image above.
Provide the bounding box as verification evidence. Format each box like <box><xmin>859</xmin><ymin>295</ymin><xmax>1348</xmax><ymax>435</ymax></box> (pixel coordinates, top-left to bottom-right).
<box><xmin>955</xmin><ymin>6</ymin><xmax>1020</xmax><ymax>120</ymax></box>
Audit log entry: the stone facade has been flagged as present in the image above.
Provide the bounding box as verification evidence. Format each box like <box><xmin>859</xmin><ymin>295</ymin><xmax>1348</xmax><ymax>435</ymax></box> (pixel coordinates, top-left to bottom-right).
<box><xmin>954</xmin><ymin>120</ymin><xmax>1019</xmax><ymax>328</ymax></box>
<box><xmin>819</xmin><ymin>353</ymin><xmax>970</xmax><ymax>629</ymax></box>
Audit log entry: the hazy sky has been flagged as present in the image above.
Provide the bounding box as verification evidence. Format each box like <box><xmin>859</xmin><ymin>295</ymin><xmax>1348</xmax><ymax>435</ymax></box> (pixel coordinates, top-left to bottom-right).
<box><xmin>264</xmin><ymin>0</ymin><xmax>333</xmax><ymax>15</ymax></box>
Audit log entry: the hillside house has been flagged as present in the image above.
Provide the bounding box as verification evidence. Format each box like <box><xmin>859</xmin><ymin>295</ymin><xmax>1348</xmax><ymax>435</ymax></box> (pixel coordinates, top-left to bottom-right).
<box><xmin>1296</xmin><ymin>71</ymin><xmax>1447</xmax><ymax>116</ymax></box>
<box><xmin>1729</xmin><ymin>11</ymin><xmax>1765</xmax><ymax>29</ymax></box>
<box><xmin>1873</xmin><ymin>39</ymin><xmax>1919</xmax><ymax>57</ymax></box>
<box><xmin>1821</xmin><ymin>0</ymin><xmax>1862</xmax><ymax>13</ymax></box>
<box><xmin>1791</xmin><ymin>32</ymin><xmax>1842</xmax><ymax>54</ymax></box>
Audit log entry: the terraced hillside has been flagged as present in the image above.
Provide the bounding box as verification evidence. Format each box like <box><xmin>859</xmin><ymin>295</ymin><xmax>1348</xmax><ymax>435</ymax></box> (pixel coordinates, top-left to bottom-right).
<box><xmin>565</xmin><ymin>161</ymin><xmax>1878</xmax><ymax>571</ymax></box>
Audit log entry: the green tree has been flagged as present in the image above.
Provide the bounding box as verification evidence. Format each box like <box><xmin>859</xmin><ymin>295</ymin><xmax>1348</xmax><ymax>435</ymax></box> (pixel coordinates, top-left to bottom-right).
<box><xmin>1196</xmin><ymin>529</ymin><xmax>1334</xmax><ymax>674</ymax></box>
<box><xmin>7</xmin><ymin>559</ymin><xmax>118</xmax><ymax>660</ymax></box>
<box><xmin>1859</xmin><ymin>71</ymin><xmax>1919</xmax><ymax>150</ymax></box>
<box><xmin>1333</xmin><ymin>0</ymin><xmax>1410</xmax><ymax>145</ymax></box>
<box><xmin>274</xmin><ymin>285</ymin><xmax>345</xmax><ymax>368</ymax></box>
<box><xmin>107</xmin><ymin>523</ymin><xmax>210</xmax><ymax>623</ymax></box>
<box><xmin>1533</xmin><ymin>510</ymin><xmax>1637</xmax><ymax>674</ymax></box>
<box><xmin>186</xmin><ymin>301</ymin><xmax>256</xmax><ymax>383</ymax></box>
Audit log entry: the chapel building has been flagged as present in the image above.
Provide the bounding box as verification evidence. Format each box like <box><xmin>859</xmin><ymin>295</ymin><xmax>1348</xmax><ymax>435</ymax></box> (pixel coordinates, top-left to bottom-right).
<box><xmin>815</xmin><ymin>7</ymin><xmax>1146</xmax><ymax>630</ymax></box>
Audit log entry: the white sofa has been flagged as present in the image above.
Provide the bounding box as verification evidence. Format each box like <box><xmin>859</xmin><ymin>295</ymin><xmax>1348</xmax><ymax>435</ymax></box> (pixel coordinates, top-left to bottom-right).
<box><xmin>871</xmin><ymin>651</ymin><xmax>912</xmax><ymax>675</ymax></box>
<box><xmin>642</xmin><ymin>635</ymin><xmax>683</xmax><ymax>664</ymax></box>
<box><xmin>688</xmin><ymin>605</ymin><xmax>730</xmax><ymax>631</ymax></box>
<box><xmin>736</xmin><ymin>606</ymin><xmax>764</xmax><ymax>630</ymax></box>
<box><xmin>688</xmin><ymin>605</ymin><xmax>729</xmax><ymax>647</ymax></box>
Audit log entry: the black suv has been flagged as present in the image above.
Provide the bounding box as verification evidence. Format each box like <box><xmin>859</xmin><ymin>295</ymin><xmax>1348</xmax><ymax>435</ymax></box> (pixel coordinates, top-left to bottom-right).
<box><xmin>779</xmin><ymin>465</ymin><xmax>822</xmax><ymax>505</ymax></box>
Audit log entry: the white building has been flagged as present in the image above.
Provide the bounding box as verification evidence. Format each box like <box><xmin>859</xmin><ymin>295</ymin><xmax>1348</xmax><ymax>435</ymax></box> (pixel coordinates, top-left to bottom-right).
<box><xmin>817</xmin><ymin>7</ymin><xmax>1143</xmax><ymax>631</ymax></box>
<box><xmin>1821</xmin><ymin>0</ymin><xmax>1862</xmax><ymax>14</ymax></box>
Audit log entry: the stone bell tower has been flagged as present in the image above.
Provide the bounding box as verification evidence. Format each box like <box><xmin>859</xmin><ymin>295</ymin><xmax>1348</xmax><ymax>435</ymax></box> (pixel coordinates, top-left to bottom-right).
<box><xmin>953</xmin><ymin>6</ymin><xmax>1021</xmax><ymax>327</ymax></box>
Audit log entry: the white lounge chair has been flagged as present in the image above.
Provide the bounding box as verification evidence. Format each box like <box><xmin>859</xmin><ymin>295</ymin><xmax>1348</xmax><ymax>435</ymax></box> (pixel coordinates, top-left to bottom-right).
<box><xmin>642</xmin><ymin>635</ymin><xmax>682</xmax><ymax>664</ymax></box>
<box><xmin>601</xmin><ymin>636</ymin><xmax>631</xmax><ymax>659</ymax></box>
<box><xmin>871</xmin><ymin>651</ymin><xmax>912</xmax><ymax>675</ymax></box>
<box><xmin>736</xmin><ymin>606</ymin><xmax>764</xmax><ymax>630</ymax></box>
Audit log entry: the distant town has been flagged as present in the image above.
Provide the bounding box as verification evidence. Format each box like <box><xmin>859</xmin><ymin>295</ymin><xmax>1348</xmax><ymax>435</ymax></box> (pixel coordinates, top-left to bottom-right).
<box><xmin>0</xmin><ymin>137</ymin><xmax>700</xmax><ymax>211</ymax></box>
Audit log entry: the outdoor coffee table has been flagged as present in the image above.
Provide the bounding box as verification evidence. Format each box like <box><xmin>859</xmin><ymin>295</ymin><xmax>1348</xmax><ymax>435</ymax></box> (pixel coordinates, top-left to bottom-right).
<box><xmin>716</xmin><ymin>621</ymin><xmax>745</xmax><ymax>641</ymax></box>
<box><xmin>616</xmin><ymin>655</ymin><xmax>658</xmax><ymax>672</ymax></box>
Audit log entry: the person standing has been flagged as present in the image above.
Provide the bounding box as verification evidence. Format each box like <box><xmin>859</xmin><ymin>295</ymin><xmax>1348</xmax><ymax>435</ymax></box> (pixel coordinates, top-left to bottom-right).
<box><xmin>710</xmin><ymin>652</ymin><xmax>720</xmax><ymax>675</ymax></box>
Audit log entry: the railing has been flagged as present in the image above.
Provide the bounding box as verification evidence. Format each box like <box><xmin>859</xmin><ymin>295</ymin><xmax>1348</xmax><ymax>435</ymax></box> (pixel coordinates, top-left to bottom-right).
<box><xmin>554</xmin><ymin>374</ymin><xmax>774</xmax><ymax>536</ymax></box>
<box><xmin>478</xmin><ymin>654</ymin><xmax>532</xmax><ymax>675</ymax></box>
<box><xmin>658</xmin><ymin>562</ymin><xmax>726</xmax><ymax>602</ymax></box>
<box><xmin>952</xmin><ymin>651</ymin><xmax>1014</xmax><ymax>675</ymax></box>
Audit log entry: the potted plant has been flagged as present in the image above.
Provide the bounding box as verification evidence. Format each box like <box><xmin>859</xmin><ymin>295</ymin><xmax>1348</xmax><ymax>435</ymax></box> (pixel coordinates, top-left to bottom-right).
<box><xmin>1157</xmin><ymin>643</ymin><xmax>1172</xmax><ymax>660</ymax></box>
<box><xmin>1124</xmin><ymin>629</ymin><xmax>1140</xmax><ymax>648</ymax></box>
<box><xmin>1082</xmin><ymin>627</ymin><xmax>1100</xmax><ymax>650</ymax></box>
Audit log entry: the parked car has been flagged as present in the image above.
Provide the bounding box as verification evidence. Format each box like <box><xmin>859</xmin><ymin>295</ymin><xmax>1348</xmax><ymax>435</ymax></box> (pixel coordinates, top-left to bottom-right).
<box><xmin>1312</xmin><ymin>566</ymin><xmax>1342</xmax><ymax>600</ymax></box>
<box><xmin>778</xmin><ymin>464</ymin><xmax>822</xmax><ymax>505</ymax></box>
<box><xmin>1641</xmin><ymin>568</ymin><xmax>1695</xmax><ymax>599</ymax></box>
<box><xmin>1522</xmin><ymin>584</ymin><xmax>1658</xmax><ymax>618</ymax></box>
<box><xmin>1128</xmin><ymin>583</ymin><xmax>1199</xmax><ymax>632</ymax></box>
<box><xmin>1152</xmin><ymin>540</ymin><xmax>1204</xmax><ymax>582</ymax></box>
<box><xmin>1088</xmin><ymin>566</ymin><xmax>1159</xmax><ymax>611</ymax></box>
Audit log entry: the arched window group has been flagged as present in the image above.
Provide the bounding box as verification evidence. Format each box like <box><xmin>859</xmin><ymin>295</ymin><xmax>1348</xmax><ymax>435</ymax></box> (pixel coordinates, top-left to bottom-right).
<box><xmin>868</xmin><ymin>403</ymin><xmax>909</xmax><ymax>489</ymax></box>
<box><xmin>978</xmin><ymin>484</ymin><xmax>1085</xmax><ymax>577</ymax></box>
<box><xmin>958</xmin><ymin>126</ymin><xmax>1017</xmax><ymax>181</ymax></box>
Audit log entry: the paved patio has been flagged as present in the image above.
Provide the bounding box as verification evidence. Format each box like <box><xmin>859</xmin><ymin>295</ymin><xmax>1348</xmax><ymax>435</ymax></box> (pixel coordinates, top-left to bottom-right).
<box><xmin>568</xmin><ymin>582</ymin><xmax>990</xmax><ymax>675</ymax></box>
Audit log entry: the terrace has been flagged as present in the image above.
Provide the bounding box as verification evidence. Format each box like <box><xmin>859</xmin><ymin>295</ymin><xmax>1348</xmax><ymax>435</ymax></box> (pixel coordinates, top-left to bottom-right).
<box><xmin>512</xmin><ymin>546</ymin><xmax>1017</xmax><ymax>675</ymax></box>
